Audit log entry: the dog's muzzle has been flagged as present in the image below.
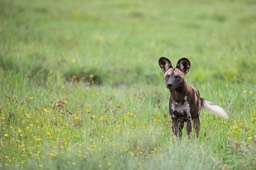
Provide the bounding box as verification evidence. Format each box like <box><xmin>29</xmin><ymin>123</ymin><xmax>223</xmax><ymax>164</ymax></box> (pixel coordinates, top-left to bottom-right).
<box><xmin>166</xmin><ymin>83</ymin><xmax>173</xmax><ymax>89</ymax></box>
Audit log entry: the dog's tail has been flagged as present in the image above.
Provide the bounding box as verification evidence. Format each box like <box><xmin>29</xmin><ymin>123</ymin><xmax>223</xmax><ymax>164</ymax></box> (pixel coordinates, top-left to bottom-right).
<box><xmin>201</xmin><ymin>98</ymin><xmax>228</xmax><ymax>120</ymax></box>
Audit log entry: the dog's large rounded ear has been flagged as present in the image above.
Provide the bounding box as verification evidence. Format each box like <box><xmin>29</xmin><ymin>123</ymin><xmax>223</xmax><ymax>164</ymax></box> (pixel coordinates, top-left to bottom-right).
<box><xmin>159</xmin><ymin>57</ymin><xmax>172</xmax><ymax>73</ymax></box>
<box><xmin>176</xmin><ymin>58</ymin><xmax>191</xmax><ymax>74</ymax></box>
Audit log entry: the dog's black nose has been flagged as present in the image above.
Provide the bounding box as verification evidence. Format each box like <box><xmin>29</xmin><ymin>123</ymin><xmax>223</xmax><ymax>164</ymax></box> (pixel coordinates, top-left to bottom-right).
<box><xmin>166</xmin><ymin>84</ymin><xmax>173</xmax><ymax>88</ymax></box>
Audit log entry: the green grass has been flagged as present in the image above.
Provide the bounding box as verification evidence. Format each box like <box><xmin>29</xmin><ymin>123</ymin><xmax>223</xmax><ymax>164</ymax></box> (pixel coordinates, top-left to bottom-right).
<box><xmin>0</xmin><ymin>0</ymin><xmax>256</xmax><ymax>169</ymax></box>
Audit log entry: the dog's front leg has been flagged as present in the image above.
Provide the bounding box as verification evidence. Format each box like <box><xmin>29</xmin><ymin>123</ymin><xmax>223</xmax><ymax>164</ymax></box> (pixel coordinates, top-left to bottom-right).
<box><xmin>171</xmin><ymin>117</ymin><xmax>179</xmax><ymax>138</ymax></box>
<box><xmin>178</xmin><ymin>120</ymin><xmax>184</xmax><ymax>138</ymax></box>
<box><xmin>186</xmin><ymin>119</ymin><xmax>192</xmax><ymax>138</ymax></box>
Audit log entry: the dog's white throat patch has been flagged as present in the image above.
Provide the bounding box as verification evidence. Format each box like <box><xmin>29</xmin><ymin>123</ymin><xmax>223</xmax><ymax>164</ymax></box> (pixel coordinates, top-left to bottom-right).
<box><xmin>171</xmin><ymin>96</ymin><xmax>190</xmax><ymax>116</ymax></box>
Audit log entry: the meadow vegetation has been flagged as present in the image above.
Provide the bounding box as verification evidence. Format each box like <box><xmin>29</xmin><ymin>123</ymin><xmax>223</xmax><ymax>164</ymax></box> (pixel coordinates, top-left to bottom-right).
<box><xmin>0</xmin><ymin>0</ymin><xmax>255</xmax><ymax>169</ymax></box>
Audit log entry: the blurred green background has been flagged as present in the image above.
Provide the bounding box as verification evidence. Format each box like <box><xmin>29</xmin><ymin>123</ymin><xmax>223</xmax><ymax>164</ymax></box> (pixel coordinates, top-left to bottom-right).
<box><xmin>1</xmin><ymin>0</ymin><xmax>255</xmax><ymax>85</ymax></box>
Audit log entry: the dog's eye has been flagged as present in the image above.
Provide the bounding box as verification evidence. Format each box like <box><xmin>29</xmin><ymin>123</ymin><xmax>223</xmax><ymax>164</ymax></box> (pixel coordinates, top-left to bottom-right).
<box><xmin>174</xmin><ymin>75</ymin><xmax>180</xmax><ymax>79</ymax></box>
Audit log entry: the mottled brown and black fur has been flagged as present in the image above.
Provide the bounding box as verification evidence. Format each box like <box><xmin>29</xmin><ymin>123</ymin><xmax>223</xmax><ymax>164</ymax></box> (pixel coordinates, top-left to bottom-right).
<box><xmin>159</xmin><ymin>57</ymin><xmax>228</xmax><ymax>138</ymax></box>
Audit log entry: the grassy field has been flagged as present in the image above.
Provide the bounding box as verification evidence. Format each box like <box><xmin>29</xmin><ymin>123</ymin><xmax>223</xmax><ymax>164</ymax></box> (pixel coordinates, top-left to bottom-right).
<box><xmin>0</xmin><ymin>0</ymin><xmax>256</xmax><ymax>169</ymax></box>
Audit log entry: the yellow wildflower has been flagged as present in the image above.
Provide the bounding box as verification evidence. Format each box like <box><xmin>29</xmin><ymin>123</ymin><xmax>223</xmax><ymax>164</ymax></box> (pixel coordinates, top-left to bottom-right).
<box><xmin>99</xmin><ymin>116</ymin><xmax>105</xmax><ymax>121</ymax></box>
<box><xmin>48</xmin><ymin>153</ymin><xmax>55</xmax><ymax>157</ymax></box>
<box><xmin>25</xmin><ymin>114</ymin><xmax>31</xmax><ymax>119</ymax></box>
<box><xmin>247</xmin><ymin>136</ymin><xmax>252</xmax><ymax>141</ymax></box>
<box><xmin>157</xmin><ymin>156</ymin><xmax>163</xmax><ymax>160</ymax></box>
<box><xmin>34</xmin><ymin>136</ymin><xmax>42</xmax><ymax>141</ymax></box>
<box><xmin>151</xmin><ymin>147</ymin><xmax>158</xmax><ymax>154</ymax></box>
<box><xmin>128</xmin><ymin>112</ymin><xmax>135</xmax><ymax>117</ymax></box>
<box><xmin>43</xmin><ymin>108</ymin><xmax>50</xmax><ymax>112</ymax></box>
<box><xmin>73</xmin><ymin>114</ymin><xmax>79</xmax><ymax>120</ymax></box>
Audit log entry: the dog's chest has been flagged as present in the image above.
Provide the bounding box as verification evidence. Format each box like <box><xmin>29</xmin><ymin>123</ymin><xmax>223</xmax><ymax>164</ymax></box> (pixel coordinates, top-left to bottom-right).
<box><xmin>171</xmin><ymin>96</ymin><xmax>190</xmax><ymax>117</ymax></box>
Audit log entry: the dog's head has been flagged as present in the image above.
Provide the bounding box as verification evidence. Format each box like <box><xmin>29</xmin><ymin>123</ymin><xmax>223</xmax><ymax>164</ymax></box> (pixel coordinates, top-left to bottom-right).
<box><xmin>158</xmin><ymin>57</ymin><xmax>191</xmax><ymax>89</ymax></box>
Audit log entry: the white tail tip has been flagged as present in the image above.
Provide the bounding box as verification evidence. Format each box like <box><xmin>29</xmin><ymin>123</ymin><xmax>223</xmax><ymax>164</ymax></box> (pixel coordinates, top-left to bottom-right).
<box><xmin>202</xmin><ymin>100</ymin><xmax>228</xmax><ymax>120</ymax></box>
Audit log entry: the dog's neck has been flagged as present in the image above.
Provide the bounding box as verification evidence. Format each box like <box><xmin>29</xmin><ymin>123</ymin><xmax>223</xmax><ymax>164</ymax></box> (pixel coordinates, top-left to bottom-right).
<box><xmin>169</xmin><ymin>81</ymin><xmax>188</xmax><ymax>103</ymax></box>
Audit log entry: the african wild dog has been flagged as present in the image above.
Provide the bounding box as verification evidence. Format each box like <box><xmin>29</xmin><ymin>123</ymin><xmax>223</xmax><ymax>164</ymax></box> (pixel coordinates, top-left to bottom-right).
<box><xmin>158</xmin><ymin>57</ymin><xmax>228</xmax><ymax>138</ymax></box>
